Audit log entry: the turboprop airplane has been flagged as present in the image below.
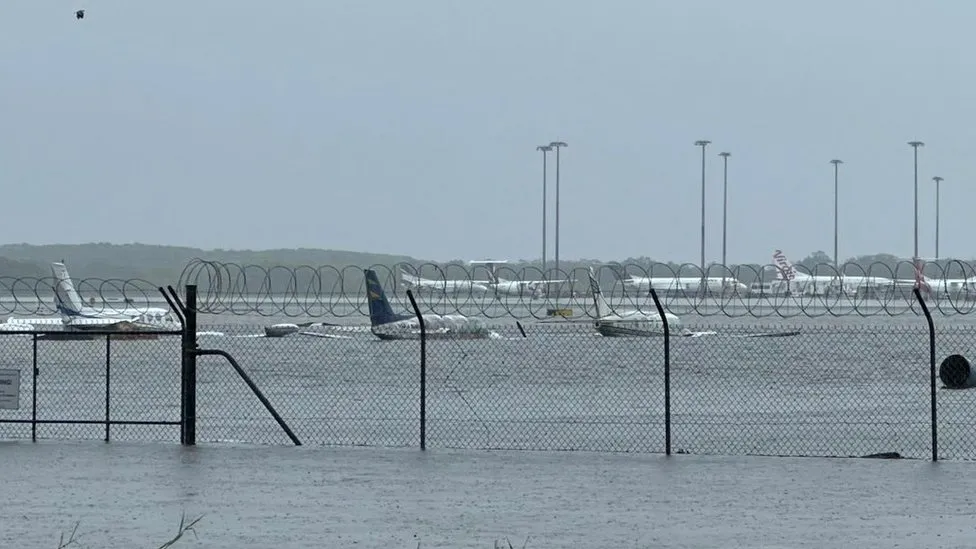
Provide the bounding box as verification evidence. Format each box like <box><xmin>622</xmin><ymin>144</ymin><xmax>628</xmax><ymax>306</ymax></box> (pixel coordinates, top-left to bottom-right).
<box><xmin>1</xmin><ymin>262</ymin><xmax>179</xmax><ymax>331</ymax></box>
<box><xmin>365</xmin><ymin>269</ymin><xmax>496</xmax><ymax>340</ymax></box>
<box><xmin>588</xmin><ymin>267</ymin><xmax>682</xmax><ymax>336</ymax></box>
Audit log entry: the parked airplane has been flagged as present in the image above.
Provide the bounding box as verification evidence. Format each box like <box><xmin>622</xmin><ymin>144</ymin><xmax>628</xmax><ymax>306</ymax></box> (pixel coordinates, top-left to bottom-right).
<box><xmin>1</xmin><ymin>262</ymin><xmax>178</xmax><ymax>331</ymax></box>
<box><xmin>467</xmin><ymin>259</ymin><xmax>571</xmax><ymax>298</ymax></box>
<box><xmin>770</xmin><ymin>250</ymin><xmax>929</xmax><ymax>296</ymax></box>
<box><xmin>608</xmin><ymin>264</ymin><xmax>748</xmax><ymax>296</ymax></box>
<box><xmin>365</xmin><ymin>269</ymin><xmax>496</xmax><ymax>340</ymax></box>
<box><xmin>398</xmin><ymin>268</ymin><xmax>491</xmax><ymax>295</ymax></box>
<box><xmin>588</xmin><ymin>268</ymin><xmax>682</xmax><ymax>337</ymax></box>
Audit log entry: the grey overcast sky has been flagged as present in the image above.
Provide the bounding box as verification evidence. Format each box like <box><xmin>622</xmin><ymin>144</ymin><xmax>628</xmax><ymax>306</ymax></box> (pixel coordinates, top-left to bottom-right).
<box><xmin>2</xmin><ymin>1</ymin><xmax>972</xmax><ymax>264</ymax></box>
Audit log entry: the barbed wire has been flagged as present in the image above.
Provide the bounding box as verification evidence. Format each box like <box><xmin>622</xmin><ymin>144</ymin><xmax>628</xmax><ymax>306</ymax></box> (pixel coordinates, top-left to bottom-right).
<box><xmin>0</xmin><ymin>275</ymin><xmax>161</xmax><ymax>316</ymax></box>
<box><xmin>173</xmin><ymin>258</ymin><xmax>976</xmax><ymax>319</ymax></box>
<box><xmin>3</xmin><ymin>258</ymin><xmax>976</xmax><ymax>319</ymax></box>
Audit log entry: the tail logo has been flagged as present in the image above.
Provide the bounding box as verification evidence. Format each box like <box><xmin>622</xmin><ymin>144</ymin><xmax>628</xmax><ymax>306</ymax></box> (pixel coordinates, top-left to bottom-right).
<box><xmin>772</xmin><ymin>250</ymin><xmax>796</xmax><ymax>281</ymax></box>
<box><xmin>914</xmin><ymin>261</ymin><xmax>931</xmax><ymax>292</ymax></box>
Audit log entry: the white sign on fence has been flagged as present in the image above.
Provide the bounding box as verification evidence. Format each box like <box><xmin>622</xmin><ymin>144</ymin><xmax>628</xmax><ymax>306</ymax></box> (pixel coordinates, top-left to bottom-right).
<box><xmin>0</xmin><ymin>369</ymin><xmax>21</xmax><ymax>410</ymax></box>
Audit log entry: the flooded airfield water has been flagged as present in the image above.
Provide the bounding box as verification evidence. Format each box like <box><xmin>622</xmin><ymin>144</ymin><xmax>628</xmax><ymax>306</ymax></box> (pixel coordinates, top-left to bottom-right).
<box><xmin>2</xmin><ymin>442</ymin><xmax>975</xmax><ymax>548</ymax></box>
<box><xmin>1</xmin><ymin>303</ymin><xmax>976</xmax><ymax>546</ymax></box>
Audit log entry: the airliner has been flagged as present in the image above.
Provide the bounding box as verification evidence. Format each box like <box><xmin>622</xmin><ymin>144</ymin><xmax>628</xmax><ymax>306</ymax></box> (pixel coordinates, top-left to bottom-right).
<box><xmin>365</xmin><ymin>269</ymin><xmax>496</xmax><ymax>340</ymax></box>
<box><xmin>609</xmin><ymin>264</ymin><xmax>748</xmax><ymax>295</ymax></box>
<box><xmin>588</xmin><ymin>267</ymin><xmax>682</xmax><ymax>337</ymax></box>
<box><xmin>770</xmin><ymin>250</ymin><xmax>928</xmax><ymax>296</ymax></box>
<box><xmin>1</xmin><ymin>262</ymin><xmax>178</xmax><ymax>331</ymax></box>
<box><xmin>398</xmin><ymin>268</ymin><xmax>492</xmax><ymax>295</ymax></box>
<box><xmin>482</xmin><ymin>271</ymin><xmax>572</xmax><ymax>298</ymax></box>
<box><xmin>467</xmin><ymin>259</ymin><xmax>570</xmax><ymax>298</ymax></box>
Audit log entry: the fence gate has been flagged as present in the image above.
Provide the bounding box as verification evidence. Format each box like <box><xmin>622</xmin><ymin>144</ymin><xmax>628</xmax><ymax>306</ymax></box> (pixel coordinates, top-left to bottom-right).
<box><xmin>0</xmin><ymin>330</ymin><xmax>183</xmax><ymax>442</ymax></box>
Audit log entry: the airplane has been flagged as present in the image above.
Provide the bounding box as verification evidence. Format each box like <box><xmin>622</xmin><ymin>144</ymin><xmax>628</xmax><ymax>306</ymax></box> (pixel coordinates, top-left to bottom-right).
<box><xmin>769</xmin><ymin>250</ymin><xmax>930</xmax><ymax>296</ymax></box>
<box><xmin>1</xmin><ymin>262</ymin><xmax>179</xmax><ymax>332</ymax></box>
<box><xmin>607</xmin><ymin>263</ymin><xmax>748</xmax><ymax>296</ymax></box>
<box><xmin>365</xmin><ymin>269</ymin><xmax>497</xmax><ymax>340</ymax></box>
<box><xmin>468</xmin><ymin>260</ymin><xmax>571</xmax><ymax>298</ymax></box>
<box><xmin>587</xmin><ymin>267</ymin><xmax>682</xmax><ymax>337</ymax></box>
<box><xmin>398</xmin><ymin>267</ymin><xmax>492</xmax><ymax>296</ymax></box>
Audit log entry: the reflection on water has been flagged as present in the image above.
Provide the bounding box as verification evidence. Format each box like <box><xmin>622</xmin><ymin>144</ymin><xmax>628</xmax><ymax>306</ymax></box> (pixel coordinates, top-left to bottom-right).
<box><xmin>0</xmin><ymin>441</ymin><xmax>971</xmax><ymax>548</ymax></box>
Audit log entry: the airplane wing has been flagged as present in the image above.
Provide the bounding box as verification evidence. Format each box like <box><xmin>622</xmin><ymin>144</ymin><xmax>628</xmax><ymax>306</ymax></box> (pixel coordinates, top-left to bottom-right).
<box><xmin>2</xmin><ymin>316</ymin><xmax>66</xmax><ymax>329</ymax></box>
<box><xmin>525</xmin><ymin>279</ymin><xmax>573</xmax><ymax>287</ymax></box>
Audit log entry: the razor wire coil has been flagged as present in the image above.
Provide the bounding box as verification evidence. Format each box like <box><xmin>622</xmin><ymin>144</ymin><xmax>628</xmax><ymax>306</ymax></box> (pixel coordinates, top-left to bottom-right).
<box><xmin>3</xmin><ymin>258</ymin><xmax>975</xmax><ymax>319</ymax></box>
<box><xmin>172</xmin><ymin>258</ymin><xmax>976</xmax><ymax>319</ymax></box>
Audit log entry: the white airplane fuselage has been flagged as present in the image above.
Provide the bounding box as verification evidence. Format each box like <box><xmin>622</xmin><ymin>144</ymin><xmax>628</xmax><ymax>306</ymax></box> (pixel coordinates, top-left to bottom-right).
<box><xmin>624</xmin><ymin>275</ymin><xmax>747</xmax><ymax>295</ymax></box>
<box><xmin>399</xmin><ymin>271</ymin><xmax>491</xmax><ymax>295</ymax></box>
<box><xmin>594</xmin><ymin>309</ymin><xmax>682</xmax><ymax>337</ymax></box>
<box><xmin>369</xmin><ymin>313</ymin><xmax>492</xmax><ymax>340</ymax></box>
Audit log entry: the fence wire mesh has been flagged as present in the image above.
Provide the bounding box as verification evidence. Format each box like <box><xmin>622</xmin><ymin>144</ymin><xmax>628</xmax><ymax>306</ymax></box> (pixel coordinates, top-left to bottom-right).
<box><xmin>933</xmin><ymin>325</ymin><xmax>976</xmax><ymax>460</ymax></box>
<box><xmin>193</xmin><ymin>324</ymin><xmax>419</xmax><ymax>447</ymax></box>
<box><xmin>670</xmin><ymin>323</ymin><xmax>933</xmax><ymax>459</ymax></box>
<box><xmin>425</xmin><ymin>322</ymin><xmax>665</xmax><ymax>452</ymax></box>
<box><xmin>7</xmin><ymin>311</ymin><xmax>976</xmax><ymax>462</ymax></box>
<box><xmin>0</xmin><ymin>332</ymin><xmax>181</xmax><ymax>442</ymax></box>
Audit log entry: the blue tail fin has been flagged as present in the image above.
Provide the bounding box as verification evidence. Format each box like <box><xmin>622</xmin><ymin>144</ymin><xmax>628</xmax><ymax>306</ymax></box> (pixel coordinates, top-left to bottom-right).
<box><xmin>364</xmin><ymin>269</ymin><xmax>408</xmax><ymax>326</ymax></box>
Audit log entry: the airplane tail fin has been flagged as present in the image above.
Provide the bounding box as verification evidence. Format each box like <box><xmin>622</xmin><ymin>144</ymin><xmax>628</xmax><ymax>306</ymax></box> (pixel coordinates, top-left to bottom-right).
<box><xmin>604</xmin><ymin>262</ymin><xmax>631</xmax><ymax>282</ymax></box>
<box><xmin>398</xmin><ymin>267</ymin><xmax>421</xmax><ymax>285</ymax></box>
<box><xmin>587</xmin><ymin>267</ymin><xmax>611</xmax><ymax>317</ymax></box>
<box><xmin>52</xmin><ymin>262</ymin><xmax>85</xmax><ymax>316</ymax></box>
<box><xmin>771</xmin><ymin>250</ymin><xmax>796</xmax><ymax>281</ymax></box>
<box><xmin>364</xmin><ymin>269</ymin><xmax>406</xmax><ymax>326</ymax></box>
<box><xmin>914</xmin><ymin>260</ymin><xmax>931</xmax><ymax>293</ymax></box>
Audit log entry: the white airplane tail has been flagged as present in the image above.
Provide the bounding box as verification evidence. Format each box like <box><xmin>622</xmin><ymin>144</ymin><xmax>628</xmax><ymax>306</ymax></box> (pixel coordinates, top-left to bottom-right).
<box><xmin>52</xmin><ymin>262</ymin><xmax>85</xmax><ymax>316</ymax></box>
<box><xmin>398</xmin><ymin>267</ymin><xmax>422</xmax><ymax>285</ymax></box>
<box><xmin>772</xmin><ymin>250</ymin><xmax>797</xmax><ymax>281</ymax></box>
<box><xmin>587</xmin><ymin>268</ymin><xmax>611</xmax><ymax>317</ymax></box>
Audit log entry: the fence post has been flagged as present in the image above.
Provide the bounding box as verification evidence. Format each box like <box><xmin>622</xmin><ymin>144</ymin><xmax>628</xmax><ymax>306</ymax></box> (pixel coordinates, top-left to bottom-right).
<box><xmin>31</xmin><ymin>334</ymin><xmax>37</xmax><ymax>443</ymax></box>
<box><xmin>405</xmin><ymin>289</ymin><xmax>426</xmax><ymax>451</ymax></box>
<box><xmin>648</xmin><ymin>287</ymin><xmax>671</xmax><ymax>456</ymax></box>
<box><xmin>105</xmin><ymin>334</ymin><xmax>111</xmax><ymax>442</ymax></box>
<box><xmin>913</xmin><ymin>287</ymin><xmax>937</xmax><ymax>461</ymax></box>
<box><xmin>182</xmin><ymin>285</ymin><xmax>198</xmax><ymax>446</ymax></box>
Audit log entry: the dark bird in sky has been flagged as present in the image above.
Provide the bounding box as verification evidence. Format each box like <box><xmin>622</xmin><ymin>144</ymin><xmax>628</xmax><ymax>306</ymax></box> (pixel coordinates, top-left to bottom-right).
<box><xmin>75</xmin><ymin>10</ymin><xmax>85</xmax><ymax>19</ymax></box>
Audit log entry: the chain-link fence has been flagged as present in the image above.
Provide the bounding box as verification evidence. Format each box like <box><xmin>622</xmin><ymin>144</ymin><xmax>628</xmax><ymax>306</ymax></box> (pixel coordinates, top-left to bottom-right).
<box><xmin>0</xmin><ymin>331</ymin><xmax>182</xmax><ymax>442</ymax></box>
<box><xmin>933</xmin><ymin>325</ymin><xmax>976</xmax><ymax>460</ymax></box>
<box><xmin>8</xmin><ymin>295</ymin><xmax>976</xmax><ymax>461</ymax></box>
<box><xmin>668</xmin><ymin>323</ymin><xmax>933</xmax><ymax>459</ymax></box>
<box><xmin>185</xmin><ymin>316</ymin><xmax>946</xmax><ymax>460</ymax></box>
<box><xmin>192</xmin><ymin>324</ymin><xmax>418</xmax><ymax>446</ymax></box>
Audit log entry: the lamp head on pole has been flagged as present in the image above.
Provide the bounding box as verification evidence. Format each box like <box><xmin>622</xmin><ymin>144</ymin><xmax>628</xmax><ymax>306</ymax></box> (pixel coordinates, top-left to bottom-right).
<box><xmin>933</xmin><ymin>176</ymin><xmax>943</xmax><ymax>184</ymax></box>
<box><xmin>536</xmin><ymin>145</ymin><xmax>552</xmax><ymax>153</ymax></box>
<box><xmin>908</xmin><ymin>141</ymin><xmax>925</xmax><ymax>149</ymax></box>
<box><xmin>549</xmin><ymin>141</ymin><xmax>568</xmax><ymax>150</ymax></box>
<box><xmin>695</xmin><ymin>140</ymin><xmax>711</xmax><ymax>148</ymax></box>
<box><xmin>830</xmin><ymin>159</ymin><xmax>843</xmax><ymax>166</ymax></box>
<box><xmin>719</xmin><ymin>152</ymin><xmax>731</xmax><ymax>158</ymax></box>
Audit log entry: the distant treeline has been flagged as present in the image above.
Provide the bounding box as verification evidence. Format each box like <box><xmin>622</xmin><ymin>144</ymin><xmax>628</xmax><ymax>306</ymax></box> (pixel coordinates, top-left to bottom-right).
<box><xmin>0</xmin><ymin>243</ymin><xmax>967</xmax><ymax>294</ymax></box>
